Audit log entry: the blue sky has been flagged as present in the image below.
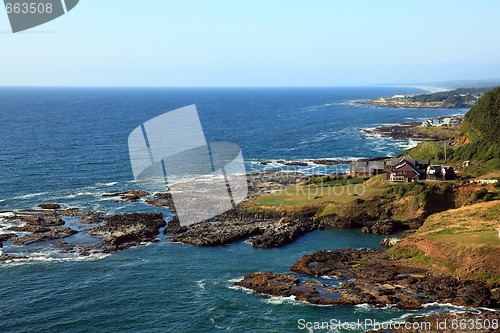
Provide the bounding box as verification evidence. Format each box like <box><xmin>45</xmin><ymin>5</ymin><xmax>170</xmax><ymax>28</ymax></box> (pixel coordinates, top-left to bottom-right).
<box><xmin>1</xmin><ymin>0</ymin><xmax>500</xmax><ymax>86</ymax></box>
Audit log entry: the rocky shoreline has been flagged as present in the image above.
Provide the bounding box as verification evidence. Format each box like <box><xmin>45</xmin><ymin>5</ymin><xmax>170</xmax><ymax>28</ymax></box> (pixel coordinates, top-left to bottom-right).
<box><xmin>362</xmin><ymin>122</ymin><xmax>455</xmax><ymax>141</ymax></box>
<box><xmin>2</xmin><ymin>171</ymin><xmax>499</xmax><ymax>331</ymax></box>
<box><xmin>0</xmin><ymin>171</ymin><xmax>431</xmax><ymax>263</ymax></box>
<box><xmin>0</xmin><ymin>172</ymin><xmax>331</xmax><ymax>262</ymax></box>
<box><xmin>235</xmin><ymin>248</ymin><xmax>499</xmax><ymax>309</ymax></box>
<box><xmin>0</xmin><ymin>209</ymin><xmax>167</xmax><ymax>262</ymax></box>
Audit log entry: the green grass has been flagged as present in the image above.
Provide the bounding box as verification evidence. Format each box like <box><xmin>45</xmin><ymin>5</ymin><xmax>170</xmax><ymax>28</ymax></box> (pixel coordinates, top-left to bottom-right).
<box><xmin>392</xmin><ymin>201</ymin><xmax>500</xmax><ymax>284</ymax></box>
<box><xmin>252</xmin><ymin>183</ymin><xmax>384</xmax><ymax>208</ymax></box>
<box><xmin>303</xmin><ymin>176</ymin><xmax>366</xmax><ymax>187</ymax></box>
<box><xmin>474</xmin><ymin>273</ymin><xmax>500</xmax><ymax>285</ymax></box>
<box><xmin>430</xmin><ymin>230</ymin><xmax>499</xmax><ymax>246</ymax></box>
<box><xmin>416</xmin><ymin>126</ymin><xmax>457</xmax><ymax>140</ymax></box>
<box><xmin>485</xmin><ymin>157</ymin><xmax>500</xmax><ymax>170</ymax></box>
<box><xmin>389</xmin><ymin>247</ymin><xmax>433</xmax><ymax>266</ymax></box>
<box><xmin>461</xmin><ymin>164</ymin><xmax>491</xmax><ymax>177</ymax></box>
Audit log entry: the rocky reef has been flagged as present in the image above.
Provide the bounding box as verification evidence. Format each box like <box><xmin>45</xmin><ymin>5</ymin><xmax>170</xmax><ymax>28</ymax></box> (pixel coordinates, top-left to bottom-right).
<box><xmin>87</xmin><ymin>212</ymin><xmax>165</xmax><ymax>250</ymax></box>
<box><xmin>0</xmin><ymin>209</ymin><xmax>167</xmax><ymax>262</ymax></box>
<box><xmin>236</xmin><ymin>249</ymin><xmax>499</xmax><ymax>309</ymax></box>
<box><xmin>169</xmin><ymin>216</ymin><xmax>322</xmax><ymax>248</ymax></box>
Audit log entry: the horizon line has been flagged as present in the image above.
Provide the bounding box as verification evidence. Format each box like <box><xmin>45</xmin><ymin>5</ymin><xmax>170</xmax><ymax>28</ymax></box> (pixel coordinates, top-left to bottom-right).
<box><xmin>0</xmin><ymin>84</ymin><xmax>443</xmax><ymax>89</ymax></box>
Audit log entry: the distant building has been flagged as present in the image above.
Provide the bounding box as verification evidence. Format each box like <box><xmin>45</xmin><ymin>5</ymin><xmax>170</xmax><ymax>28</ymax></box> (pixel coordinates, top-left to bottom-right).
<box><xmin>349</xmin><ymin>161</ymin><xmax>385</xmax><ymax>177</ymax></box>
<box><xmin>421</xmin><ymin>119</ymin><xmax>431</xmax><ymax>127</ymax></box>
<box><xmin>432</xmin><ymin>119</ymin><xmax>443</xmax><ymax>126</ymax></box>
<box><xmin>385</xmin><ymin>156</ymin><xmax>429</xmax><ymax>182</ymax></box>
<box><xmin>421</xmin><ymin>115</ymin><xmax>463</xmax><ymax>127</ymax></box>
<box><xmin>426</xmin><ymin>165</ymin><xmax>455</xmax><ymax>181</ymax></box>
<box><xmin>470</xmin><ymin>179</ymin><xmax>498</xmax><ymax>185</ymax></box>
<box><xmin>449</xmin><ymin>116</ymin><xmax>463</xmax><ymax>127</ymax></box>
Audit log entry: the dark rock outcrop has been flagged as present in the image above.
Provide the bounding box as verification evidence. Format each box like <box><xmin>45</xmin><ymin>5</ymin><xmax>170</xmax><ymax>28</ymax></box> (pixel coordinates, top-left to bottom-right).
<box><xmin>58</xmin><ymin>209</ymin><xmax>102</xmax><ymax>224</ymax></box>
<box><xmin>38</xmin><ymin>204</ymin><xmax>61</xmax><ymax>209</ymax></box>
<box><xmin>282</xmin><ymin>161</ymin><xmax>308</xmax><ymax>166</ymax></box>
<box><xmin>7</xmin><ymin>212</ymin><xmax>65</xmax><ymax>227</ymax></box>
<box><xmin>88</xmin><ymin>212</ymin><xmax>165</xmax><ymax>250</ymax></box>
<box><xmin>171</xmin><ymin>217</ymin><xmax>321</xmax><ymax>248</ymax></box>
<box><xmin>13</xmin><ymin>227</ymin><xmax>77</xmax><ymax>245</ymax></box>
<box><xmin>163</xmin><ymin>216</ymin><xmax>185</xmax><ymax>234</ymax></box>
<box><xmin>0</xmin><ymin>233</ymin><xmax>17</xmax><ymax>242</ymax></box>
<box><xmin>102</xmin><ymin>190</ymin><xmax>149</xmax><ymax>202</ymax></box>
<box><xmin>319</xmin><ymin>214</ymin><xmax>407</xmax><ymax>235</ymax></box>
<box><xmin>0</xmin><ymin>254</ymin><xmax>29</xmax><ymax>263</ymax></box>
<box><xmin>145</xmin><ymin>192</ymin><xmax>175</xmax><ymax>210</ymax></box>
<box><xmin>237</xmin><ymin>249</ymin><xmax>499</xmax><ymax>309</ymax></box>
<box><xmin>248</xmin><ymin>220</ymin><xmax>322</xmax><ymax>248</ymax></box>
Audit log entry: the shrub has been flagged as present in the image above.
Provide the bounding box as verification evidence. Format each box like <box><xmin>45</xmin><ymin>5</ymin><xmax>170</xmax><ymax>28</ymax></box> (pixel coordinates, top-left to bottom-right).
<box><xmin>472</xmin><ymin>188</ymin><xmax>489</xmax><ymax>201</ymax></box>
<box><xmin>483</xmin><ymin>193</ymin><xmax>495</xmax><ymax>202</ymax></box>
<box><xmin>485</xmin><ymin>158</ymin><xmax>500</xmax><ymax>170</ymax></box>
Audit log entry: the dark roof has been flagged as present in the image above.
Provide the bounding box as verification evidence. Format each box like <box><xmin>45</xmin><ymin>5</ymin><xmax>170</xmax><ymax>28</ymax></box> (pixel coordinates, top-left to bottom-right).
<box><xmin>428</xmin><ymin>165</ymin><xmax>442</xmax><ymax>173</ymax></box>
<box><xmin>395</xmin><ymin>161</ymin><xmax>421</xmax><ymax>174</ymax></box>
<box><xmin>386</xmin><ymin>155</ymin><xmax>416</xmax><ymax>167</ymax></box>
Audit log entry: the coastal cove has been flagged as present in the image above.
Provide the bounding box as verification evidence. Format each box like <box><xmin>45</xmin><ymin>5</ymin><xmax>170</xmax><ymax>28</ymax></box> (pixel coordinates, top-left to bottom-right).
<box><xmin>0</xmin><ymin>87</ymin><xmax>498</xmax><ymax>333</ymax></box>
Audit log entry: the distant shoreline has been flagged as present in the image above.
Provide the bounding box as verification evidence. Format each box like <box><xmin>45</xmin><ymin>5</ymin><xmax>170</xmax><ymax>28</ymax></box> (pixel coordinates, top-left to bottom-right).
<box><xmin>356</xmin><ymin>87</ymin><xmax>487</xmax><ymax>109</ymax></box>
<box><xmin>383</xmin><ymin>85</ymin><xmax>452</xmax><ymax>93</ymax></box>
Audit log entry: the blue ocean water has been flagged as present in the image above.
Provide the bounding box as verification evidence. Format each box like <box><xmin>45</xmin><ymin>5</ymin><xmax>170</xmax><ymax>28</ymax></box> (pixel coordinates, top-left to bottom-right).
<box><xmin>0</xmin><ymin>88</ymin><xmax>469</xmax><ymax>332</ymax></box>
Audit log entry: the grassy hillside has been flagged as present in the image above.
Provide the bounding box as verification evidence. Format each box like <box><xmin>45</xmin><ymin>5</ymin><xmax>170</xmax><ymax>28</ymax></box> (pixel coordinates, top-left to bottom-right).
<box><xmin>391</xmin><ymin>200</ymin><xmax>500</xmax><ymax>285</ymax></box>
<box><xmin>407</xmin><ymin>87</ymin><xmax>500</xmax><ymax>176</ymax></box>
<box><xmin>461</xmin><ymin>86</ymin><xmax>500</xmax><ymax>144</ymax></box>
<box><xmin>243</xmin><ymin>175</ymin><xmax>486</xmax><ymax>222</ymax></box>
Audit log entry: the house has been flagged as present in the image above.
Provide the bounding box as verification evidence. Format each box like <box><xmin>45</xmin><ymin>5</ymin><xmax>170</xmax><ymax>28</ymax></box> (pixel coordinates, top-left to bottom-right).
<box><xmin>426</xmin><ymin>165</ymin><xmax>455</xmax><ymax>180</ymax></box>
<box><xmin>349</xmin><ymin>161</ymin><xmax>385</xmax><ymax>177</ymax></box>
<box><xmin>432</xmin><ymin>119</ymin><xmax>444</xmax><ymax>127</ymax></box>
<box><xmin>421</xmin><ymin>115</ymin><xmax>463</xmax><ymax>127</ymax></box>
<box><xmin>421</xmin><ymin>118</ymin><xmax>443</xmax><ymax>127</ymax></box>
<box><xmin>449</xmin><ymin>116</ymin><xmax>463</xmax><ymax>127</ymax></box>
<box><xmin>385</xmin><ymin>156</ymin><xmax>429</xmax><ymax>182</ymax></box>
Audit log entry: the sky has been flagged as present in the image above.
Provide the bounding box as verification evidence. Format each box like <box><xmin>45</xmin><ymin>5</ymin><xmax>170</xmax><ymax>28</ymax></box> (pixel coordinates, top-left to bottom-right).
<box><xmin>1</xmin><ymin>0</ymin><xmax>500</xmax><ymax>87</ymax></box>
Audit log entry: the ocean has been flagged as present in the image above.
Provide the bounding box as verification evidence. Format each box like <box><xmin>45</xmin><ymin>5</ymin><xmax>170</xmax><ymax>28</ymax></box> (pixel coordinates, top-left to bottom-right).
<box><xmin>0</xmin><ymin>87</ymin><xmax>470</xmax><ymax>332</ymax></box>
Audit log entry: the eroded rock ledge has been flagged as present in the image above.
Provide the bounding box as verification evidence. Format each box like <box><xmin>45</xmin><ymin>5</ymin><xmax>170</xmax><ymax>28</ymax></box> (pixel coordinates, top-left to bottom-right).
<box><xmin>235</xmin><ymin>249</ymin><xmax>499</xmax><ymax>309</ymax></box>
<box><xmin>0</xmin><ymin>210</ymin><xmax>166</xmax><ymax>262</ymax></box>
<box><xmin>170</xmin><ymin>216</ymin><xmax>322</xmax><ymax>248</ymax></box>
